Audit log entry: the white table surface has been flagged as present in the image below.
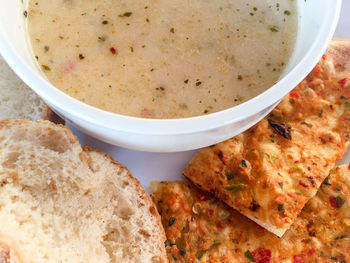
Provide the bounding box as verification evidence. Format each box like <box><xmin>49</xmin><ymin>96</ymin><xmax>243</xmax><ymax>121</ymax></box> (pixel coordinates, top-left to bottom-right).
<box><xmin>68</xmin><ymin>2</ymin><xmax>350</xmax><ymax>193</ymax></box>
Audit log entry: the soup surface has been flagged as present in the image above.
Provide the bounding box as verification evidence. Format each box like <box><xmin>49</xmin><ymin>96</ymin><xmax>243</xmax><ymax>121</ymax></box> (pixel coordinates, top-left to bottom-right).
<box><xmin>27</xmin><ymin>0</ymin><xmax>297</xmax><ymax>118</ymax></box>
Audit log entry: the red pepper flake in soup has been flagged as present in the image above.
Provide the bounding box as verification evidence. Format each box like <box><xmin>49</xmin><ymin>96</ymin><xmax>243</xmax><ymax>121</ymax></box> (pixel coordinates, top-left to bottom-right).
<box><xmin>140</xmin><ymin>108</ymin><xmax>154</xmax><ymax>118</ymax></box>
<box><xmin>61</xmin><ymin>60</ymin><xmax>75</xmax><ymax>74</ymax></box>
<box><xmin>110</xmin><ymin>47</ymin><xmax>117</xmax><ymax>55</ymax></box>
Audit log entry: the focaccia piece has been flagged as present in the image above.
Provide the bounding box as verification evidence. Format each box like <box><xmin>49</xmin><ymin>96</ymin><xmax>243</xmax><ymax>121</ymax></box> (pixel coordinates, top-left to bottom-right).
<box><xmin>183</xmin><ymin>39</ymin><xmax>350</xmax><ymax>236</ymax></box>
<box><xmin>151</xmin><ymin>165</ymin><xmax>350</xmax><ymax>263</ymax></box>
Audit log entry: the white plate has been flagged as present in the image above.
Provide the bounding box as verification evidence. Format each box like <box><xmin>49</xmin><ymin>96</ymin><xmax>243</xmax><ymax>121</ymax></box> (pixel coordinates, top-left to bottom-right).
<box><xmin>69</xmin><ymin>2</ymin><xmax>350</xmax><ymax>193</ymax></box>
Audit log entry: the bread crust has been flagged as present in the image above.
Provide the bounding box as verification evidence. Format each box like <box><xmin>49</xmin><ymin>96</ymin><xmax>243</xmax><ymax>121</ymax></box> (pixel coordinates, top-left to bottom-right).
<box><xmin>82</xmin><ymin>146</ymin><xmax>167</xmax><ymax>262</ymax></box>
<box><xmin>44</xmin><ymin>108</ymin><xmax>65</xmax><ymax>125</ymax></box>
<box><xmin>0</xmin><ymin>119</ymin><xmax>76</xmax><ymax>143</ymax></box>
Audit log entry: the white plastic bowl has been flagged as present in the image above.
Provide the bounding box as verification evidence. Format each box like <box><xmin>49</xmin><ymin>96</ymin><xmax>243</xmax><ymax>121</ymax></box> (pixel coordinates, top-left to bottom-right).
<box><xmin>0</xmin><ymin>0</ymin><xmax>342</xmax><ymax>152</ymax></box>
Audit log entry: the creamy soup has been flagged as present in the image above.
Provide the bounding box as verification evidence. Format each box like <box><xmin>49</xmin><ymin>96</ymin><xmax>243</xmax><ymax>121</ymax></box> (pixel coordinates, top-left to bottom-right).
<box><xmin>27</xmin><ymin>0</ymin><xmax>297</xmax><ymax>118</ymax></box>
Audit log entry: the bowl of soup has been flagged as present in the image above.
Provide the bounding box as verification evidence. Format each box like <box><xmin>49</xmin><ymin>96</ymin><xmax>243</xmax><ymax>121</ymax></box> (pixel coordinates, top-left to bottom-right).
<box><xmin>0</xmin><ymin>0</ymin><xmax>341</xmax><ymax>151</ymax></box>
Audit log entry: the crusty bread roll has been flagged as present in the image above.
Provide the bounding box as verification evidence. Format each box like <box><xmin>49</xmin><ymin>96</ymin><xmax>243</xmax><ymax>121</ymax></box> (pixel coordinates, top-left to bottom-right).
<box><xmin>0</xmin><ymin>120</ymin><xmax>166</xmax><ymax>263</ymax></box>
<box><xmin>0</xmin><ymin>56</ymin><xmax>62</xmax><ymax>123</ymax></box>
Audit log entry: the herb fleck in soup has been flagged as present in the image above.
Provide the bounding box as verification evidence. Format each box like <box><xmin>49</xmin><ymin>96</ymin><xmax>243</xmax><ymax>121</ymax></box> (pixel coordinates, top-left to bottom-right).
<box><xmin>27</xmin><ymin>0</ymin><xmax>297</xmax><ymax>118</ymax></box>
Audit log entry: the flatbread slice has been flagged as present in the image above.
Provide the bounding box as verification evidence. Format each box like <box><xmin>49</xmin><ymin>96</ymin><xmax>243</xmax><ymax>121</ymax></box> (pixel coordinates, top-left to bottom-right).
<box><xmin>183</xmin><ymin>39</ymin><xmax>350</xmax><ymax>236</ymax></box>
<box><xmin>151</xmin><ymin>164</ymin><xmax>350</xmax><ymax>262</ymax></box>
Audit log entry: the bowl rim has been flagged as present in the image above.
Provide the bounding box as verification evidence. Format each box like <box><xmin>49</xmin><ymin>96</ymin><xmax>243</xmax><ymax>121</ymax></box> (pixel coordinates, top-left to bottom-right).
<box><xmin>0</xmin><ymin>0</ymin><xmax>342</xmax><ymax>135</ymax></box>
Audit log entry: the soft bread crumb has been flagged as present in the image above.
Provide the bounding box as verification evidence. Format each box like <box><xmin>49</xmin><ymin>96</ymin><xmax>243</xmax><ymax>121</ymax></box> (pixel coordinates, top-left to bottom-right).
<box><xmin>0</xmin><ymin>56</ymin><xmax>62</xmax><ymax>123</ymax></box>
<box><xmin>0</xmin><ymin>120</ymin><xmax>166</xmax><ymax>263</ymax></box>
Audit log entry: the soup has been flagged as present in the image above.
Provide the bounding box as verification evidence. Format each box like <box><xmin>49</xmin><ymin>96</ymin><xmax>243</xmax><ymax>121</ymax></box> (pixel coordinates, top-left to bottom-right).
<box><xmin>27</xmin><ymin>0</ymin><xmax>297</xmax><ymax>118</ymax></box>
